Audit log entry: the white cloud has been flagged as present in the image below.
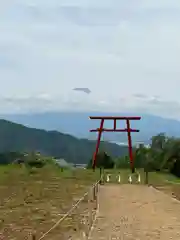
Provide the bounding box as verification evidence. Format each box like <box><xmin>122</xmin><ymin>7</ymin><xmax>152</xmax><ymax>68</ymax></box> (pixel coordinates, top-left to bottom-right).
<box><xmin>0</xmin><ymin>0</ymin><xmax>180</xmax><ymax>118</ymax></box>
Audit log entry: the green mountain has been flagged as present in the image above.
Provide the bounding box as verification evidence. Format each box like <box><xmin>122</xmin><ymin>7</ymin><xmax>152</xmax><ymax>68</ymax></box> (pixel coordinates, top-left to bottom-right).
<box><xmin>2</xmin><ymin>111</ymin><xmax>180</xmax><ymax>144</ymax></box>
<box><xmin>0</xmin><ymin>119</ymin><xmax>128</xmax><ymax>164</ymax></box>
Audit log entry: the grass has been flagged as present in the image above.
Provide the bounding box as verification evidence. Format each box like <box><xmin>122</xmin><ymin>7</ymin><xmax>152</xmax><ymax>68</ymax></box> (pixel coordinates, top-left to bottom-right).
<box><xmin>0</xmin><ymin>164</ymin><xmax>99</xmax><ymax>240</ymax></box>
<box><xmin>101</xmin><ymin>168</ymin><xmax>180</xmax><ymax>201</ymax></box>
<box><xmin>0</xmin><ymin>165</ymin><xmax>180</xmax><ymax>239</ymax></box>
<box><xmin>146</xmin><ymin>171</ymin><xmax>180</xmax><ymax>200</ymax></box>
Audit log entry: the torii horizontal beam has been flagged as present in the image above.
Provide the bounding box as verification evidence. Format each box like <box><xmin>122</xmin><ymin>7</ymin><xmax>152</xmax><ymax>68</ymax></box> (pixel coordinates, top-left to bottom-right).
<box><xmin>89</xmin><ymin>116</ymin><xmax>141</xmax><ymax>120</ymax></box>
<box><xmin>90</xmin><ymin>129</ymin><xmax>139</xmax><ymax>132</ymax></box>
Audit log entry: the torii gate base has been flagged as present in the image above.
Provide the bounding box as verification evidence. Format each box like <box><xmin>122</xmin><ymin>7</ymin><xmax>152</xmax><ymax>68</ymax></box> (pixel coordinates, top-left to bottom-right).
<box><xmin>89</xmin><ymin>116</ymin><xmax>141</xmax><ymax>173</ymax></box>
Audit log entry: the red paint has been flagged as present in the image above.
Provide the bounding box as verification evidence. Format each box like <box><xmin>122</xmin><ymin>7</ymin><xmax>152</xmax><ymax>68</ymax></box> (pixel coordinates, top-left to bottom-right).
<box><xmin>89</xmin><ymin>116</ymin><xmax>141</xmax><ymax>172</ymax></box>
<box><xmin>92</xmin><ymin>119</ymin><xmax>104</xmax><ymax>170</ymax></box>
<box><xmin>126</xmin><ymin>119</ymin><xmax>133</xmax><ymax>171</ymax></box>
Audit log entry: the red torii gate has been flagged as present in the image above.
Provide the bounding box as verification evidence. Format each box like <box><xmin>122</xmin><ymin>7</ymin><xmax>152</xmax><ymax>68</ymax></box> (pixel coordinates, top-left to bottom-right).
<box><xmin>89</xmin><ymin>116</ymin><xmax>141</xmax><ymax>173</ymax></box>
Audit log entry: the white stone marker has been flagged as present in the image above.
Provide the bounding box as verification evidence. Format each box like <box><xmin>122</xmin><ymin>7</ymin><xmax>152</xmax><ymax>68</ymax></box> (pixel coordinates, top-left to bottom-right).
<box><xmin>128</xmin><ymin>175</ymin><xmax>132</xmax><ymax>184</ymax></box>
<box><xmin>137</xmin><ymin>174</ymin><xmax>141</xmax><ymax>183</ymax></box>
<box><xmin>106</xmin><ymin>174</ymin><xmax>111</xmax><ymax>182</ymax></box>
<box><xmin>117</xmin><ymin>174</ymin><xmax>121</xmax><ymax>183</ymax></box>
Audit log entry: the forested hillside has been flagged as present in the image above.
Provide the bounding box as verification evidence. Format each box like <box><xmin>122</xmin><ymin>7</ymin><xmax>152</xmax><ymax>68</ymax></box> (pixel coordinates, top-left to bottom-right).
<box><xmin>2</xmin><ymin>112</ymin><xmax>180</xmax><ymax>144</ymax></box>
<box><xmin>0</xmin><ymin>119</ymin><xmax>128</xmax><ymax>164</ymax></box>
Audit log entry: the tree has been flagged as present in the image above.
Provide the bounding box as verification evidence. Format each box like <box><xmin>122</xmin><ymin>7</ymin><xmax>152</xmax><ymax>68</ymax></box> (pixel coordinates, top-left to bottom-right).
<box><xmin>115</xmin><ymin>155</ymin><xmax>130</xmax><ymax>169</ymax></box>
<box><xmin>87</xmin><ymin>151</ymin><xmax>114</xmax><ymax>169</ymax></box>
<box><xmin>0</xmin><ymin>152</ymin><xmax>24</xmax><ymax>165</ymax></box>
<box><xmin>171</xmin><ymin>158</ymin><xmax>180</xmax><ymax>177</ymax></box>
<box><xmin>133</xmin><ymin>133</ymin><xmax>180</xmax><ymax>178</ymax></box>
<box><xmin>25</xmin><ymin>152</ymin><xmax>46</xmax><ymax>168</ymax></box>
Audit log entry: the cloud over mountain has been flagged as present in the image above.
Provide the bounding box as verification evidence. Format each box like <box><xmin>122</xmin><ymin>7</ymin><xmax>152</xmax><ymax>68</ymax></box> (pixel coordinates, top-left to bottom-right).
<box><xmin>0</xmin><ymin>0</ymin><xmax>180</xmax><ymax>118</ymax></box>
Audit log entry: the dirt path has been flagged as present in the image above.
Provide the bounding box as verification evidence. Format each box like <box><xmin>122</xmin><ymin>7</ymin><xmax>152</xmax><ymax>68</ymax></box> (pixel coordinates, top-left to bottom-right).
<box><xmin>88</xmin><ymin>184</ymin><xmax>180</xmax><ymax>239</ymax></box>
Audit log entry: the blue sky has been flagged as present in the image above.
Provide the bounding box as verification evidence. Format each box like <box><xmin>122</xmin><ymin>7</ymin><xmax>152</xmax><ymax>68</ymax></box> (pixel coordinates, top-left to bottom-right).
<box><xmin>1</xmin><ymin>0</ymin><xmax>180</xmax><ymax>118</ymax></box>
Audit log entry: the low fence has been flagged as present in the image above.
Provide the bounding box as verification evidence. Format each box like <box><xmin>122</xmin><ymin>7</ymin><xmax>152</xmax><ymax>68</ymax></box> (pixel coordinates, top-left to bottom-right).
<box><xmin>101</xmin><ymin>172</ymin><xmax>142</xmax><ymax>184</ymax></box>
<box><xmin>31</xmin><ymin>179</ymin><xmax>101</xmax><ymax>240</ymax></box>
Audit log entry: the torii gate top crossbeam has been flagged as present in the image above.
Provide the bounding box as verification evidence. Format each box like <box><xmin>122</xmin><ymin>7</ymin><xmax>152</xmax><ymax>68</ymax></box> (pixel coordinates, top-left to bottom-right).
<box><xmin>89</xmin><ymin>116</ymin><xmax>141</xmax><ymax>120</ymax></box>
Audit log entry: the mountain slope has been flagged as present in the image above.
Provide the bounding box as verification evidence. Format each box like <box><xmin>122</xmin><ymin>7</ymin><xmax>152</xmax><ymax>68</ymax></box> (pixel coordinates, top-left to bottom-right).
<box><xmin>1</xmin><ymin>111</ymin><xmax>180</xmax><ymax>144</ymax></box>
<box><xmin>0</xmin><ymin>119</ymin><xmax>128</xmax><ymax>164</ymax></box>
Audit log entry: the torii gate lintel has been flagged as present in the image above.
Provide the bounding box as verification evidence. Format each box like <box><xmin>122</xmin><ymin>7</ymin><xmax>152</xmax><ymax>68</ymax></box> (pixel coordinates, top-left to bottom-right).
<box><xmin>89</xmin><ymin>116</ymin><xmax>141</xmax><ymax>173</ymax></box>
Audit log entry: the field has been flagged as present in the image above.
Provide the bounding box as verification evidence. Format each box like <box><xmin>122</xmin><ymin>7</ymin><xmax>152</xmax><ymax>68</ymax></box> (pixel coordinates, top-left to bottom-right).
<box><xmin>0</xmin><ymin>165</ymin><xmax>99</xmax><ymax>240</ymax></box>
<box><xmin>0</xmin><ymin>165</ymin><xmax>180</xmax><ymax>240</ymax></box>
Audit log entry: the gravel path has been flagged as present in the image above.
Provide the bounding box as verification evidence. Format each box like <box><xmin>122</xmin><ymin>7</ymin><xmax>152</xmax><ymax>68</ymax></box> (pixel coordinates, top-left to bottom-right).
<box><xmin>88</xmin><ymin>184</ymin><xmax>180</xmax><ymax>239</ymax></box>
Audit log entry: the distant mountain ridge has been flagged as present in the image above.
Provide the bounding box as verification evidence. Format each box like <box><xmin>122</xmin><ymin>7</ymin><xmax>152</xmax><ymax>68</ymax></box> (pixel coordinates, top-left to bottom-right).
<box><xmin>1</xmin><ymin>111</ymin><xmax>180</xmax><ymax>145</ymax></box>
<box><xmin>0</xmin><ymin>119</ymin><xmax>128</xmax><ymax>164</ymax></box>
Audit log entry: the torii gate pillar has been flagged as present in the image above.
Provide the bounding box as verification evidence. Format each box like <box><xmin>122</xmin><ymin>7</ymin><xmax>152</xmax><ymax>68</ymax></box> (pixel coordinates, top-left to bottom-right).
<box><xmin>89</xmin><ymin>116</ymin><xmax>141</xmax><ymax>173</ymax></box>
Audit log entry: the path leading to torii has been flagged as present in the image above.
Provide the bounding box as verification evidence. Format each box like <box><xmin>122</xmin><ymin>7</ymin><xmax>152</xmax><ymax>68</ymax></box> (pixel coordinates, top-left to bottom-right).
<box><xmin>88</xmin><ymin>184</ymin><xmax>180</xmax><ymax>240</ymax></box>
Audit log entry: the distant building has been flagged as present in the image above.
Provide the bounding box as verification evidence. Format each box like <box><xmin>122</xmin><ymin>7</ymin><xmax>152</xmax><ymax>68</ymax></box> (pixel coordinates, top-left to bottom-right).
<box><xmin>74</xmin><ymin>163</ymin><xmax>86</xmax><ymax>169</ymax></box>
<box><xmin>55</xmin><ymin>158</ymin><xmax>72</xmax><ymax>168</ymax></box>
<box><xmin>135</xmin><ymin>143</ymin><xmax>151</xmax><ymax>149</ymax></box>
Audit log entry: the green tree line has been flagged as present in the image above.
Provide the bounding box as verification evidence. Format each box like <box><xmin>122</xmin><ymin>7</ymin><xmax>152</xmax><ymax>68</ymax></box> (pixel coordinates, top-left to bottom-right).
<box><xmin>88</xmin><ymin>133</ymin><xmax>180</xmax><ymax>178</ymax></box>
<box><xmin>134</xmin><ymin>133</ymin><xmax>180</xmax><ymax>177</ymax></box>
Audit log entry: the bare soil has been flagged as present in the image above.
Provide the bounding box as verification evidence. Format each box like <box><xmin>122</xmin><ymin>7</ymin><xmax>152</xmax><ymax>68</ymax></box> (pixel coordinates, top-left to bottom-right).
<box><xmin>89</xmin><ymin>184</ymin><xmax>180</xmax><ymax>239</ymax></box>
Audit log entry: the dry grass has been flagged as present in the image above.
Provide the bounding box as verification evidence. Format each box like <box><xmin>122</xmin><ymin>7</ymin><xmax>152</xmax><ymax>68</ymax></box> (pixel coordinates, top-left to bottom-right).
<box><xmin>0</xmin><ymin>165</ymin><xmax>180</xmax><ymax>240</ymax></box>
<box><xmin>146</xmin><ymin>171</ymin><xmax>180</xmax><ymax>201</ymax></box>
<box><xmin>0</xmin><ymin>164</ymin><xmax>99</xmax><ymax>240</ymax></box>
